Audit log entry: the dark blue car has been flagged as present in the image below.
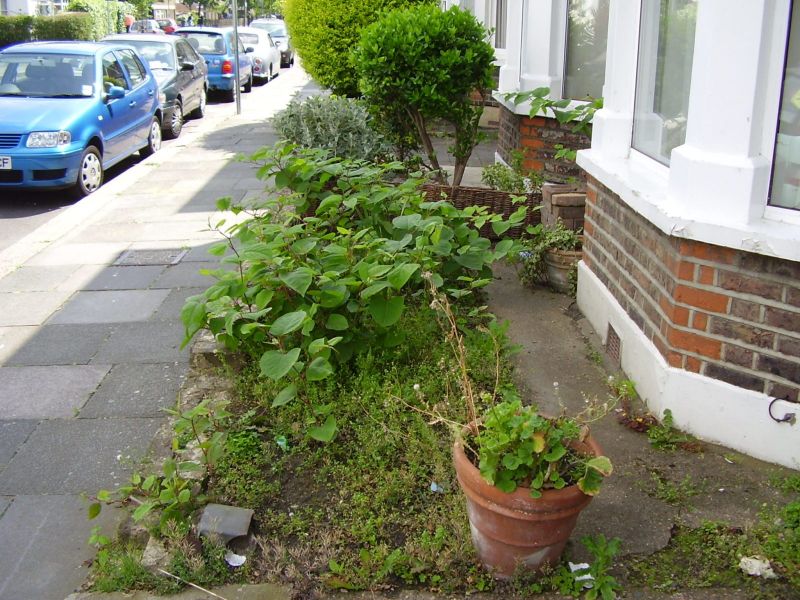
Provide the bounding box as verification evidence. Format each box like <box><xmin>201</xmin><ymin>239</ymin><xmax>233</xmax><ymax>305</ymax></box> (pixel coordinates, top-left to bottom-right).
<box><xmin>0</xmin><ymin>41</ymin><xmax>162</xmax><ymax>197</ymax></box>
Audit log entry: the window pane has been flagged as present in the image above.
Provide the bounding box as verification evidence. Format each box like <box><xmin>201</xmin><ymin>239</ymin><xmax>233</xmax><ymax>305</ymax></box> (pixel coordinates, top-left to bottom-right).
<box><xmin>564</xmin><ymin>0</ymin><xmax>610</xmax><ymax>100</ymax></box>
<box><xmin>770</xmin><ymin>5</ymin><xmax>800</xmax><ymax>210</ymax></box>
<box><xmin>632</xmin><ymin>0</ymin><xmax>697</xmax><ymax>165</ymax></box>
<box><xmin>495</xmin><ymin>0</ymin><xmax>506</xmax><ymax>48</ymax></box>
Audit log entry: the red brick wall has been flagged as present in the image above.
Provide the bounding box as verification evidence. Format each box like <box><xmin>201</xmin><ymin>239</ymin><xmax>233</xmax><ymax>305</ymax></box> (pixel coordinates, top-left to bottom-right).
<box><xmin>497</xmin><ymin>104</ymin><xmax>591</xmax><ymax>183</ymax></box>
<box><xmin>585</xmin><ymin>176</ymin><xmax>800</xmax><ymax>402</ymax></box>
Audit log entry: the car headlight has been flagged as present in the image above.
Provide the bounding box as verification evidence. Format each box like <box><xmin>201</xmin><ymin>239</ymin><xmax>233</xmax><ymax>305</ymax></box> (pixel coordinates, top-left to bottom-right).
<box><xmin>26</xmin><ymin>131</ymin><xmax>71</xmax><ymax>148</ymax></box>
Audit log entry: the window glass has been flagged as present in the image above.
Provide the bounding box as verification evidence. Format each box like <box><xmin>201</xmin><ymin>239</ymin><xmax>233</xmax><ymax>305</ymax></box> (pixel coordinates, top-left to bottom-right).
<box><xmin>494</xmin><ymin>0</ymin><xmax>507</xmax><ymax>49</ymax></box>
<box><xmin>239</xmin><ymin>32</ymin><xmax>259</xmax><ymax>45</ymax></box>
<box><xmin>564</xmin><ymin>0</ymin><xmax>609</xmax><ymax>100</ymax></box>
<box><xmin>770</xmin><ymin>5</ymin><xmax>800</xmax><ymax>210</ymax></box>
<box><xmin>632</xmin><ymin>0</ymin><xmax>697</xmax><ymax>165</ymax></box>
<box><xmin>103</xmin><ymin>52</ymin><xmax>129</xmax><ymax>90</ymax></box>
<box><xmin>117</xmin><ymin>49</ymin><xmax>146</xmax><ymax>87</ymax></box>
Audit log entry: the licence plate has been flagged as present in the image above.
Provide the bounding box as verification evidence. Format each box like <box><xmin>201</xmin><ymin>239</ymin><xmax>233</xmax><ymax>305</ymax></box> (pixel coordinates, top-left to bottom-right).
<box><xmin>0</xmin><ymin>156</ymin><xmax>10</xmax><ymax>170</ymax></box>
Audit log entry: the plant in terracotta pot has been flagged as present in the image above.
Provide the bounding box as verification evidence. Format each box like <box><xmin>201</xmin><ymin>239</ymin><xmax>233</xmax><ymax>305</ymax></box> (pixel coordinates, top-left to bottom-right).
<box><xmin>517</xmin><ymin>218</ymin><xmax>583</xmax><ymax>294</ymax></box>
<box><xmin>425</xmin><ymin>277</ymin><xmax>613</xmax><ymax>579</ymax></box>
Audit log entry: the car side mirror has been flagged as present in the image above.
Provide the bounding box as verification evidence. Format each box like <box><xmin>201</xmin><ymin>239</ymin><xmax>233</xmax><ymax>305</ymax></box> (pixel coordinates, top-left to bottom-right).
<box><xmin>245</xmin><ymin>46</ymin><xmax>255</xmax><ymax>53</ymax></box>
<box><xmin>105</xmin><ymin>85</ymin><xmax>126</xmax><ymax>100</ymax></box>
<box><xmin>180</xmin><ymin>61</ymin><xmax>195</xmax><ymax>71</ymax></box>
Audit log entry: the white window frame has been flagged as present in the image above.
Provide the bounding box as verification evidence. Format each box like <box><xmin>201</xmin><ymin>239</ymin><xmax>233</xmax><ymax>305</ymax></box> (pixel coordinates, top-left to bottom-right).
<box><xmin>577</xmin><ymin>0</ymin><xmax>800</xmax><ymax>262</ymax></box>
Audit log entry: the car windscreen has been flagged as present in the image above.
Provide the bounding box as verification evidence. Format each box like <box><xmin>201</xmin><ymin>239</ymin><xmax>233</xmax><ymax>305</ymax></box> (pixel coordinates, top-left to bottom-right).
<box><xmin>251</xmin><ymin>22</ymin><xmax>286</xmax><ymax>37</ymax></box>
<box><xmin>0</xmin><ymin>53</ymin><xmax>96</xmax><ymax>98</ymax></box>
<box><xmin>238</xmin><ymin>33</ymin><xmax>260</xmax><ymax>45</ymax></box>
<box><xmin>177</xmin><ymin>32</ymin><xmax>225</xmax><ymax>55</ymax></box>
<box><xmin>119</xmin><ymin>41</ymin><xmax>175</xmax><ymax>70</ymax></box>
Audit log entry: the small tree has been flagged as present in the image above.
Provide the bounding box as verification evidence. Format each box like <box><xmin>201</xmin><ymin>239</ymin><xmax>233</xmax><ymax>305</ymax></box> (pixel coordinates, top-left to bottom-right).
<box><xmin>355</xmin><ymin>5</ymin><xmax>495</xmax><ymax>187</ymax></box>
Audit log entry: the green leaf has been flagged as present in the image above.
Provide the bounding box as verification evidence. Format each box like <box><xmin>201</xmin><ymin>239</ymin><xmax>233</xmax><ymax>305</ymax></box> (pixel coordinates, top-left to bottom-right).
<box><xmin>272</xmin><ymin>383</ymin><xmax>297</xmax><ymax>407</ymax></box>
<box><xmin>178</xmin><ymin>489</ymin><xmax>191</xmax><ymax>503</ymax></box>
<box><xmin>586</xmin><ymin>455</ymin><xmax>613</xmax><ymax>476</ymax></box>
<box><xmin>454</xmin><ymin>250</ymin><xmax>487</xmax><ymax>270</ymax></box>
<box><xmin>325</xmin><ymin>314</ymin><xmax>348</xmax><ymax>331</ymax></box>
<box><xmin>88</xmin><ymin>502</ymin><xmax>101</xmax><ymax>520</ymax></box>
<box><xmin>360</xmin><ymin>281</ymin><xmax>391</xmax><ymax>299</ymax></box>
<box><xmin>387</xmin><ymin>263</ymin><xmax>419</xmax><ymax>290</ymax></box>
<box><xmin>132</xmin><ymin>501</ymin><xmax>156</xmax><ymax>522</ymax></box>
<box><xmin>280</xmin><ymin>268</ymin><xmax>314</xmax><ymax>296</ymax></box>
<box><xmin>309</xmin><ymin>415</ymin><xmax>337</xmax><ymax>442</ymax></box>
<box><xmin>291</xmin><ymin>238</ymin><xmax>317</xmax><ymax>254</ymax></box>
<box><xmin>269</xmin><ymin>311</ymin><xmax>307</xmax><ymax>336</ymax></box>
<box><xmin>260</xmin><ymin>348</ymin><xmax>302</xmax><ymax>381</ymax></box>
<box><xmin>307</xmin><ymin>357</ymin><xmax>334</xmax><ymax>381</ymax></box>
<box><xmin>368</xmin><ymin>295</ymin><xmax>404</xmax><ymax>327</ymax></box>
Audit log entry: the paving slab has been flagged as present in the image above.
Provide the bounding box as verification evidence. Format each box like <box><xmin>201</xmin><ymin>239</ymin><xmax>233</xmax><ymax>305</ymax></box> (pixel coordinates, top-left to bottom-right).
<box><xmin>48</xmin><ymin>290</ymin><xmax>171</xmax><ymax>325</ymax></box>
<box><xmin>0</xmin><ymin>365</ymin><xmax>110</xmax><ymax>419</ymax></box>
<box><xmin>0</xmin><ymin>495</ymin><xmax>122</xmax><ymax>600</ymax></box>
<box><xmin>80</xmin><ymin>266</ymin><xmax>166</xmax><ymax>291</ymax></box>
<box><xmin>0</xmin><ymin>264</ymin><xmax>84</xmax><ymax>293</ymax></box>
<box><xmin>3</xmin><ymin>324</ymin><xmax>112</xmax><ymax>366</ymax></box>
<box><xmin>76</xmin><ymin>221</ymin><xmax>219</xmax><ymax>244</ymax></box>
<box><xmin>91</xmin><ymin>321</ymin><xmax>189</xmax><ymax>364</ymax></box>
<box><xmin>150</xmin><ymin>287</ymin><xmax>205</xmax><ymax>321</ymax></box>
<box><xmin>0</xmin><ymin>326</ymin><xmax>37</xmax><ymax>365</ymax></box>
<box><xmin>152</xmin><ymin>261</ymin><xmax>223</xmax><ymax>288</ymax></box>
<box><xmin>0</xmin><ymin>417</ymin><xmax>163</xmax><ymax>494</ymax></box>
<box><xmin>0</xmin><ymin>497</ymin><xmax>9</xmax><ymax>518</ymax></box>
<box><xmin>0</xmin><ymin>420</ymin><xmax>37</xmax><ymax>469</ymax></box>
<box><xmin>0</xmin><ymin>290</ymin><xmax>73</xmax><ymax>326</ymax></box>
<box><xmin>80</xmin><ymin>362</ymin><xmax>187</xmax><ymax>418</ymax></box>
<box><xmin>24</xmin><ymin>242</ymin><xmax>129</xmax><ymax>267</ymax></box>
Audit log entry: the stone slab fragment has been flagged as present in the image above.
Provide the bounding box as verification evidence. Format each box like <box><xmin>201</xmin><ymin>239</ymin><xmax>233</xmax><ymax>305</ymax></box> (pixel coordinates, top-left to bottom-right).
<box><xmin>48</xmin><ymin>290</ymin><xmax>171</xmax><ymax>325</ymax></box>
<box><xmin>0</xmin><ymin>417</ymin><xmax>162</xmax><ymax>494</ymax></box>
<box><xmin>81</xmin><ymin>266</ymin><xmax>166</xmax><ymax>291</ymax></box>
<box><xmin>0</xmin><ymin>365</ymin><xmax>110</xmax><ymax>419</ymax></box>
<box><xmin>80</xmin><ymin>362</ymin><xmax>187</xmax><ymax>418</ymax></box>
<box><xmin>0</xmin><ymin>495</ymin><xmax>121</xmax><ymax>600</ymax></box>
<box><xmin>3</xmin><ymin>324</ymin><xmax>112</xmax><ymax>366</ymax></box>
<box><xmin>0</xmin><ymin>421</ymin><xmax>36</xmax><ymax>470</ymax></box>
<box><xmin>0</xmin><ymin>290</ymin><xmax>73</xmax><ymax>326</ymax></box>
<box><xmin>197</xmin><ymin>503</ymin><xmax>254</xmax><ymax>543</ymax></box>
<box><xmin>91</xmin><ymin>321</ymin><xmax>188</xmax><ymax>364</ymax></box>
<box><xmin>0</xmin><ymin>264</ymin><xmax>84</xmax><ymax>293</ymax></box>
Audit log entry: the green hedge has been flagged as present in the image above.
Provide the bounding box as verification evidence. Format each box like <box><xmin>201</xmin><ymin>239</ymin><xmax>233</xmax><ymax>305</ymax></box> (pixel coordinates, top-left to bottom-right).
<box><xmin>0</xmin><ymin>16</ymin><xmax>34</xmax><ymax>50</ymax></box>
<box><xmin>283</xmin><ymin>0</ymin><xmax>435</xmax><ymax>96</ymax></box>
<box><xmin>33</xmin><ymin>13</ymin><xmax>95</xmax><ymax>41</ymax></box>
<box><xmin>67</xmin><ymin>0</ymin><xmax>127</xmax><ymax>39</ymax></box>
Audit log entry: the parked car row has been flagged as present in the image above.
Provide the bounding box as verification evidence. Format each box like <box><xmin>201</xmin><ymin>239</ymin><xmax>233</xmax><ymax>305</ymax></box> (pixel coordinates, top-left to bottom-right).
<box><xmin>0</xmin><ymin>22</ymin><xmax>292</xmax><ymax>198</ymax></box>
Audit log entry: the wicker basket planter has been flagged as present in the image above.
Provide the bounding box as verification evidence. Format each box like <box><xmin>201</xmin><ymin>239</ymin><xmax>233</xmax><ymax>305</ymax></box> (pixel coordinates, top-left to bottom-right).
<box><xmin>421</xmin><ymin>184</ymin><xmax>542</xmax><ymax>239</ymax></box>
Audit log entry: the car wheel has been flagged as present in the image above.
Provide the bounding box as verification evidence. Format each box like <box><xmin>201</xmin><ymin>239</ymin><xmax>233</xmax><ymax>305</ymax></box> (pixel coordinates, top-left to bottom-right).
<box><xmin>165</xmin><ymin>101</ymin><xmax>183</xmax><ymax>139</ymax></box>
<box><xmin>190</xmin><ymin>89</ymin><xmax>207</xmax><ymax>119</ymax></box>
<box><xmin>73</xmin><ymin>145</ymin><xmax>103</xmax><ymax>197</ymax></box>
<box><xmin>140</xmin><ymin>117</ymin><xmax>162</xmax><ymax>157</ymax></box>
<box><xmin>243</xmin><ymin>72</ymin><xmax>253</xmax><ymax>93</ymax></box>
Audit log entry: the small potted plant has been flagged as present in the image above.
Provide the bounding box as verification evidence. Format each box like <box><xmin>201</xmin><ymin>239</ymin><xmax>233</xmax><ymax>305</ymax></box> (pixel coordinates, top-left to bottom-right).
<box><xmin>517</xmin><ymin>218</ymin><xmax>583</xmax><ymax>294</ymax></box>
<box><xmin>426</xmin><ymin>277</ymin><xmax>612</xmax><ymax>579</ymax></box>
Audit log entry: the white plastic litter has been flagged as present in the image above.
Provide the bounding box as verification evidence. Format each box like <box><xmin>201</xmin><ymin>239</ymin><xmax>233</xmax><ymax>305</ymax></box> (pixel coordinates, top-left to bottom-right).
<box><xmin>739</xmin><ymin>555</ymin><xmax>777</xmax><ymax>579</ymax></box>
<box><xmin>568</xmin><ymin>561</ymin><xmax>594</xmax><ymax>589</ymax></box>
<box><xmin>224</xmin><ymin>551</ymin><xmax>247</xmax><ymax>567</ymax></box>
<box><xmin>430</xmin><ymin>481</ymin><xmax>445</xmax><ymax>493</ymax></box>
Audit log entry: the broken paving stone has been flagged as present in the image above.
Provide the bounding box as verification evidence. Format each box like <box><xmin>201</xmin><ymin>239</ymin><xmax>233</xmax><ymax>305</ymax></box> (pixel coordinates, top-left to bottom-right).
<box><xmin>141</xmin><ymin>536</ymin><xmax>171</xmax><ymax>570</ymax></box>
<box><xmin>197</xmin><ymin>503</ymin><xmax>254</xmax><ymax>544</ymax></box>
<box><xmin>739</xmin><ymin>555</ymin><xmax>777</xmax><ymax>579</ymax></box>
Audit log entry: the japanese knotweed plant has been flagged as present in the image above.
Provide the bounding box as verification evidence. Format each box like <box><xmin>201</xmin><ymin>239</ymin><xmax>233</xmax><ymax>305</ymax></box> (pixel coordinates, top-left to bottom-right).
<box><xmin>181</xmin><ymin>143</ymin><xmax>526</xmax><ymax>441</ymax></box>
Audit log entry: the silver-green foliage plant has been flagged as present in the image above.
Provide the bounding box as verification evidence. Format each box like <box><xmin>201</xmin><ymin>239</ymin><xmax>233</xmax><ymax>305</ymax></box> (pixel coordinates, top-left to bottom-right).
<box><xmin>181</xmin><ymin>143</ymin><xmax>526</xmax><ymax>441</ymax></box>
<box><xmin>271</xmin><ymin>94</ymin><xmax>392</xmax><ymax>162</ymax></box>
<box><xmin>481</xmin><ymin>149</ymin><xmax>544</xmax><ymax>194</ymax></box>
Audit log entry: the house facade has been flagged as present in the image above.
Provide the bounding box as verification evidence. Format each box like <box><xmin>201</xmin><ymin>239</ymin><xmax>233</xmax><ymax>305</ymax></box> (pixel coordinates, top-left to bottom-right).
<box><xmin>488</xmin><ymin>0</ymin><xmax>799</xmax><ymax>469</ymax></box>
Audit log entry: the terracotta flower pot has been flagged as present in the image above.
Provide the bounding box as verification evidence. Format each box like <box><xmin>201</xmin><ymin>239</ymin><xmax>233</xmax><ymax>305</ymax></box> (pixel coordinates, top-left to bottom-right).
<box><xmin>452</xmin><ymin>431</ymin><xmax>603</xmax><ymax>578</ymax></box>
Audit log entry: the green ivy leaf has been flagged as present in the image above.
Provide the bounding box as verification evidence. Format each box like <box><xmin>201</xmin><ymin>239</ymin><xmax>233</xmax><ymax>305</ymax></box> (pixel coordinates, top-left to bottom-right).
<box><xmin>272</xmin><ymin>383</ymin><xmax>297</xmax><ymax>407</ymax></box>
<box><xmin>269</xmin><ymin>311</ymin><xmax>307</xmax><ymax>336</ymax></box>
<box><xmin>308</xmin><ymin>415</ymin><xmax>337</xmax><ymax>442</ymax></box>
<box><xmin>260</xmin><ymin>348</ymin><xmax>301</xmax><ymax>381</ymax></box>
<box><xmin>368</xmin><ymin>295</ymin><xmax>404</xmax><ymax>327</ymax></box>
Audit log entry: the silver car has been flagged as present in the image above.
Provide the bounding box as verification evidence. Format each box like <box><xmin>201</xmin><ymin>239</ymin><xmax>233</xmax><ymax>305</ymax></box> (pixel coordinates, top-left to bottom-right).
<box><xmin>236</xmin><ymin>26</ymin><xmax>281</xmax><ymax>83</ymax></box>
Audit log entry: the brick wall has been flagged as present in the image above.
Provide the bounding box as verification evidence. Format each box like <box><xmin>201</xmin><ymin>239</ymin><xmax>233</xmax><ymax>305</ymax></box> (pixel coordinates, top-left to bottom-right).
<box><xmin>497</xmin><ymin>104</ymin><xmax>591</xmax><ymax>183</ymax></box>
<box><xmin>585</xmin><ymin>176</ymin><xmax>800</xmax><ymax>402</ymax></box>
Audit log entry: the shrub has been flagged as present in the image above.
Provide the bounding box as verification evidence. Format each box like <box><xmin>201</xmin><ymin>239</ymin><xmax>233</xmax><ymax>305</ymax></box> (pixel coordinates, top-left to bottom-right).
<box><xmin>33</xmin><ymin>13</ymin><xmax>95</xmax><ymax>42</ymax></box>
<box><xmin>355</xmin><ymin>5</ymin><xmax>495</xmax><ymax>187</ymax></box>
<box><xmin>0</xmin><ymin>16</ymin><xmax>34</xmax><ymax>50</ymax></box>
<box><xmin>66</xmin><ymin>0</ymin><xmax>128</xmax><ymax>38</ymax></box>
<box><xmin>283</xmin><ymin>0</ymin><xmax>434</xmax><ymax>96</ymax></box>
<box><xmin>271</xmin><ymin>94</ymin><xmax>391</xmax><ymax>161</ymax></box>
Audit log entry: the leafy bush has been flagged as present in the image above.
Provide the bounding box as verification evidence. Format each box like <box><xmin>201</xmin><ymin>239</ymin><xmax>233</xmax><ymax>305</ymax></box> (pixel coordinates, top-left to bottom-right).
<box><xmin>355</xmin><ymin>5</ymin><xmax>495</xmax><ymax>187</ymax></box>
<box><xmin>66</xmin><ymin>0</ymin><xmax>128</xmax><ymax>38</ymax></box>
<box><xmin>271</xmin><ymin>94</ymin><xmax>391</xmax><ymax>161</ymax></box>
<box><xmin>0</xmin><ymin>16</ymin><xmax>34</xmax><ymax>50</ymax></box>
<box><xmin>481</xmin><ymin>149</ymin><xmax>543</xmax><ymax>194</ymax></box>
<box><xmin>283</xmin><ymin>0</ymin><xmax>433</xmax><ymax>96</ymax></box>
<box><xmin>33</xmin><ymin>13</ymin><xmax>95</xmax><ymax>42</ymax></box>
<box><xmin>181</xmin><ymin>143</ymin><xmax>526</xmax><ymax>440</ymax></box>
<box><xmin>517</xmin><ymin>218</ymin><xmax>582</xmax><ymax>287</ymax></box>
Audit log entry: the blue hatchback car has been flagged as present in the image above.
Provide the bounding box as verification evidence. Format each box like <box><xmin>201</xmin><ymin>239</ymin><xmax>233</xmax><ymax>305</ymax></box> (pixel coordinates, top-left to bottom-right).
<box><xmin>0</xmin><ymin>41</ymin><xmax>162</xmax><ymax>197</ymax></box>
<box><xmin>175</xmin><ymin>27</ymin><xmax>253</xmax><ymax>102</ymax></box>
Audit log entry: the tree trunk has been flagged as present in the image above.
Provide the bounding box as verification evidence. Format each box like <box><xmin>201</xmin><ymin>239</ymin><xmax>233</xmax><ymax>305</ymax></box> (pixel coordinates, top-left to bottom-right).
<box><xmin>407</xmin><ymin>107</ymin><xmax>444</xmax><ymax>183</ymax></box>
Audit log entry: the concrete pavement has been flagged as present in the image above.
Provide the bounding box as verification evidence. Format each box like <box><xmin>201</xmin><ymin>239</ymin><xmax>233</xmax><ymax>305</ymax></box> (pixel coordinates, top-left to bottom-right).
<box><xmin>0</xmin><ymin>66</ymin><xmax>316</xmax><ymax>600</ymax></box>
